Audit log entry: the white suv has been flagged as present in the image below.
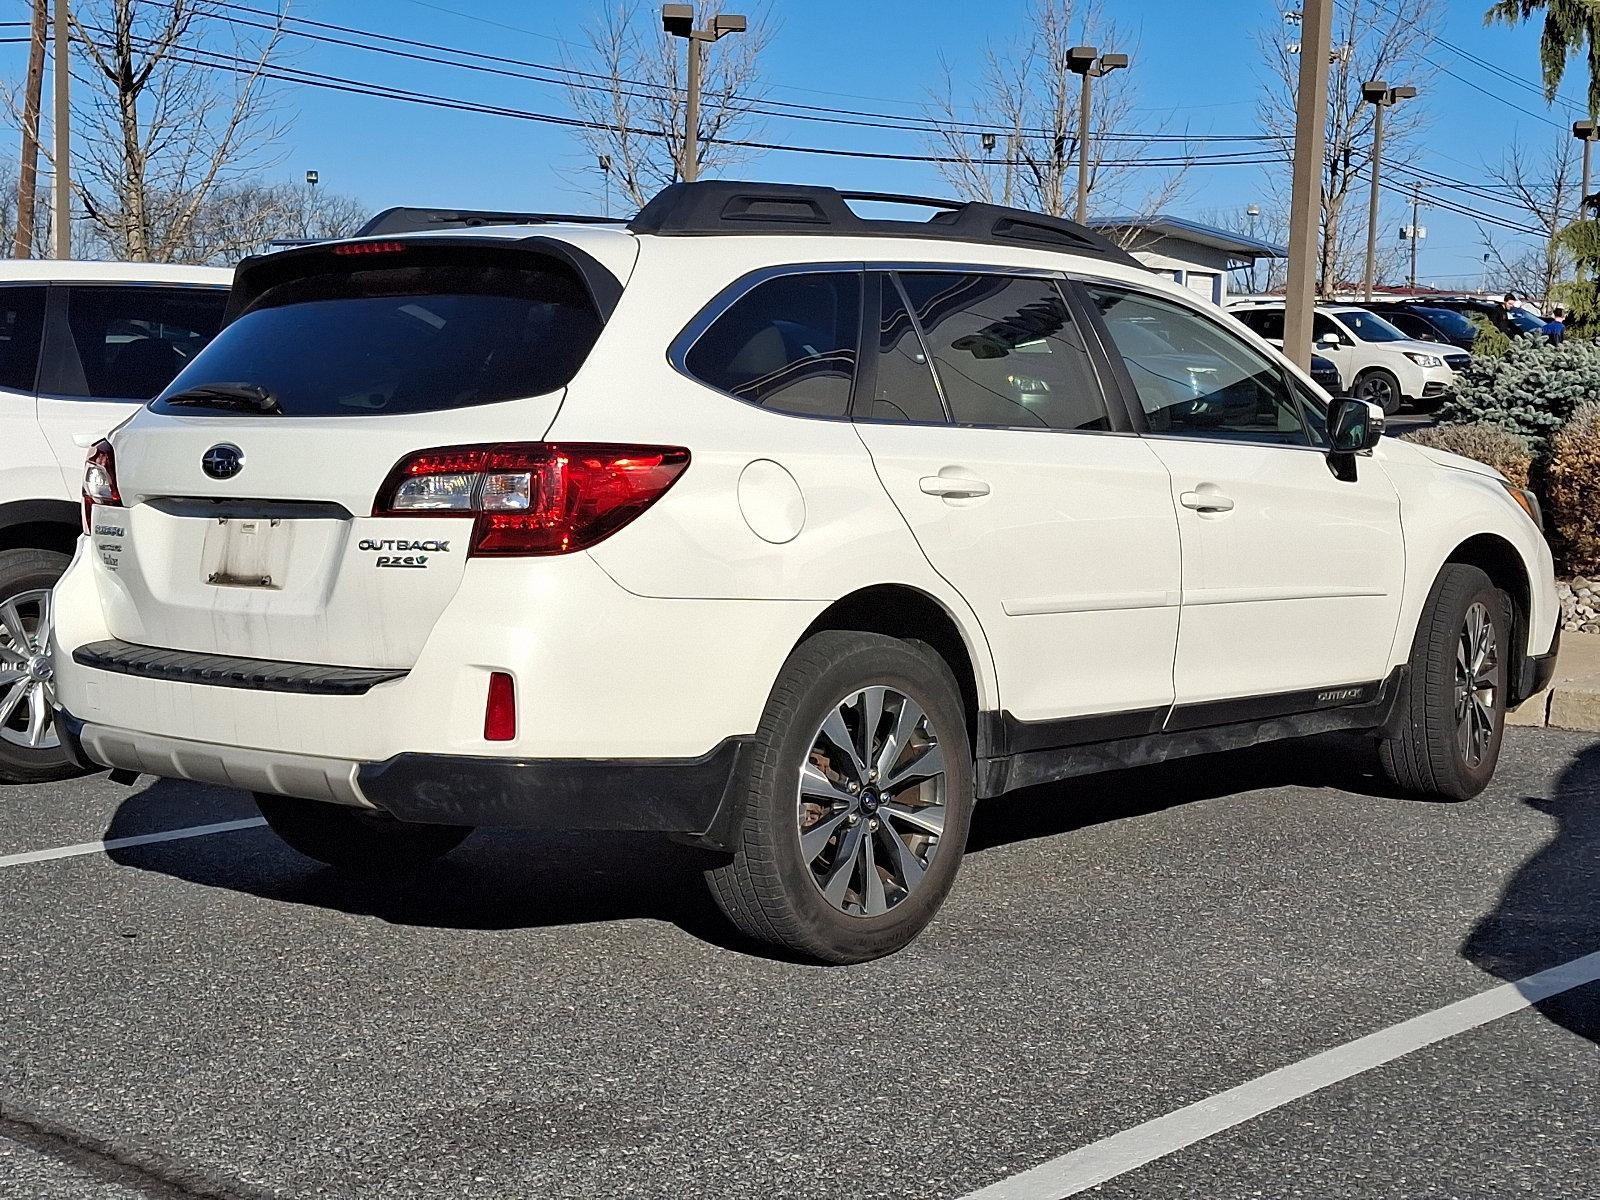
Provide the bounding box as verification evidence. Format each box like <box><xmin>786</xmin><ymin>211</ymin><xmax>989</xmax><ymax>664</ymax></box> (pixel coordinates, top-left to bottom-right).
<box><xmin>0</xmin><ymin>260</ymin><xmax>229</xmax><ymax>782</ymax></box>
<box><xmin>49</xmin><ymin>183</ymin><xmax>1559</xmax><ymax>962</ymax></box>
<box><xmin>1230</xmin><ymin>300</ymin><xmax>1465</xmax><ymax>414</ymax></box>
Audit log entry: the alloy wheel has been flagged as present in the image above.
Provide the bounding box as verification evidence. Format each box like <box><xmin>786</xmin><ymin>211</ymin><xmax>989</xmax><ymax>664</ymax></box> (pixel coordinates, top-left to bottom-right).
<box><xmin>1454</xmin><ymin>601</ymin><xmax>1498</xmax><ymax>769</ymax></box>
<box><xmin>0</xmin><ymin>588</ymin><xmax>59</xmax><ymax>752</ymax></box>
<box><xmin>795</xmin><ymin>686</ymin><xmax>948</xmax><ymax>918</ymax></box>
<box><xmin>1356</xmin><ymin>374</ymin><xmax>1396</xmax><ymax>412</ymax></box>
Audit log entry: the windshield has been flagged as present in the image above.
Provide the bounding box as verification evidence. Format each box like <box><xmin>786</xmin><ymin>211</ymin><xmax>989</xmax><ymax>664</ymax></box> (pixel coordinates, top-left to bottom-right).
<box><xmin>1409</xmin><ymin>306</ymin><xmax>1477</xmax><ymax>341</ymax></box>
<box><xmin>152</xmin><ymin>260</ymin><xmax>603</xmax><ymax>417</ymax></box>
<box><xmin>1336</xmin><ymin>309</ymin><xmax>1408</xmax><ymax>343</ymax></box>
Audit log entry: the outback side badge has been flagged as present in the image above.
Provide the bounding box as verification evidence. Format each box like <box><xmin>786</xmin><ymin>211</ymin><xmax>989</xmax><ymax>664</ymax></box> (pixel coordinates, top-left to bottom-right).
<box><xmin>202</xmin><ymin>444</ymin><xmax>245</xmax><ymax>480</ymax></box>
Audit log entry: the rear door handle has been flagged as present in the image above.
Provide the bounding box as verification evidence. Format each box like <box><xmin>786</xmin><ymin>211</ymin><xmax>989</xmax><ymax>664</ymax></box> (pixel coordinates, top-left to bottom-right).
<box><xmin>1180</xmin><ymin>490</ymin><xmax>1234</xmax><ymax>513</ymax></box>
<box><xmin>919</xmin><ymin>475</ymin><xmax>991</xmax><ymax>499</ymax></box>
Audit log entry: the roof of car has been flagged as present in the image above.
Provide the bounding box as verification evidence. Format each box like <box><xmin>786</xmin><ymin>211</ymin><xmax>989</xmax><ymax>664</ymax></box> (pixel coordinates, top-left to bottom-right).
<box><xmin>0</xmin><ymin>259</ymin><xmax>232</xmax><ymax>285</ymax></box>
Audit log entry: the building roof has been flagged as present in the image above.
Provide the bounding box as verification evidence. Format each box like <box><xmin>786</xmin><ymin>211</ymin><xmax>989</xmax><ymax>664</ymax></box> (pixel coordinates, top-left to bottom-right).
<box><xmin>1086</xmin><ymin>214</ymin><xmax>1288</xmax><ymax>260</ymax></box>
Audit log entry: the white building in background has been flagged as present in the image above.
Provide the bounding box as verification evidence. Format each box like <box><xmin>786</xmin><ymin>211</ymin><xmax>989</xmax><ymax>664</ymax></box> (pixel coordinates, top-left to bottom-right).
<box><xmin>1087</xmin><ymin>214</ymin><xmax>1287</xmax><ymax>306</ymax></box>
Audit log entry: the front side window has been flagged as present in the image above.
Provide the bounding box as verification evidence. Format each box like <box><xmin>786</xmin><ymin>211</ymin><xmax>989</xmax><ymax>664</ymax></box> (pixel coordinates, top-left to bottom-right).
<box><xmin>684</xmin><ymin>271</ymin><xmax>860</xmax><ymax>418</ymax></box>
<box><xmin>64</xmin><ymin>285</ymin><xmax>227</xmax><ymax>400</ymax></box>
<box><xmin>1087</xmin><ymin>285</ymin><xmax>1309</xmax><ymax>446</ymax></box>
<box><xmin>0</xmin><ymin>285</ymin><xmax>46</xmax><ymax>393</ymax></box>
<box><xmin>895</xmin><ymin>272</ymin><xmax>1109</xmax><ymax>431</ymax></box>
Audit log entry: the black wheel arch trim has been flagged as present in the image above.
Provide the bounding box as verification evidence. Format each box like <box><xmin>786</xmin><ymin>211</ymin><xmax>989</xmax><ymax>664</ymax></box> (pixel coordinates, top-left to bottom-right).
<box><xmin>0</xmin><ymin>498</ymin><xmax>80</xmax><ymax>538</ymax></box>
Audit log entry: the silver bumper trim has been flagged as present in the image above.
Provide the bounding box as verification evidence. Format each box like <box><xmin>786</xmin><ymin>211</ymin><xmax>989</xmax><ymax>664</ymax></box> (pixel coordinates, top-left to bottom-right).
<box><xmin>78</xmin><ymin>723</ymin><xmax>373</xmax><ymax>808</ymax></box>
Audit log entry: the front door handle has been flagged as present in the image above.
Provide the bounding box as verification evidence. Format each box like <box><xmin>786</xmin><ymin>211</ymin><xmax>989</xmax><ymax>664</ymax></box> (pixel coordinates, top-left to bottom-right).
<box><xmin>1180</xmin><ymin>490</ymin><xmax>1234</xmax><ymax>513</ymax></box>
<box><xmin>920</xmin><ymin>475</ymin><xmax>991</xmax><ymax>499</ymax></box>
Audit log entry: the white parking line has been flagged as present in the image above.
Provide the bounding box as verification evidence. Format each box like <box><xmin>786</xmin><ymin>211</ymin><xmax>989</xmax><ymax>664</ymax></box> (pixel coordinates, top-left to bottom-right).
<box><xmin>0</xmin><ymin>817</ymin><xmax>267</xmax><ymax>869</ymax></box>
<box><xmin>963</xmin><ymin>948</ymin><xmax>1600</xmax><ymax>1200</ymax></box>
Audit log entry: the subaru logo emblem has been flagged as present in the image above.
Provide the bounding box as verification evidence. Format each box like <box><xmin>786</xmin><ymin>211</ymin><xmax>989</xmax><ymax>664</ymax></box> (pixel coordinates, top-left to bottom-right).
<box><xmin>202</xmin><ymin>444</ymin><xmax>244</xmax><ymax>480</ymax></box>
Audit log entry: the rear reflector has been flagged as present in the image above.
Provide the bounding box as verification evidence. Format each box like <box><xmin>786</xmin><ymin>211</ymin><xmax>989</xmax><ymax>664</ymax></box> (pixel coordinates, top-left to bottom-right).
<box><xmin>374</xmin><ymin>442</ymin><xmax>690</xmax><ymax>556</ymax></box>
<box><xmin>484</xmin><ymin>672</ymin><xmax>516</xmax><ymax>741</ymax></box>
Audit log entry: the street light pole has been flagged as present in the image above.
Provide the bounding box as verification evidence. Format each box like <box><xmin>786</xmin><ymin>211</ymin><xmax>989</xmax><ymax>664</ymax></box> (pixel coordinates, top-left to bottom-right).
<box><xmin>1284</xmin><ymin>0</ymin><xmax>1334</xmax><ymax>370</ymax></box>
<box><xmin>1573</xmin><ymin>120</ymin><xmax>1598</xmax><ymax>223</ymax></box>
<box><xmin>1066</xmin><ymin>46</ymin><xmax>1128</xmax><ymax>223</ymax></box>
<box><xmin>1246</xmin><ymin>203</ymin><xmax>1261</xmax><ymax>293</ymax></box>
<box><xmin>662</xmin><ymin>4</ymin><xmax>746</xmax><ymax>185</ymax></box>
<box><xmin>1361</xmin><ymin>79</ymin><xmax>1417</xmax><ymax>303</ymax></box>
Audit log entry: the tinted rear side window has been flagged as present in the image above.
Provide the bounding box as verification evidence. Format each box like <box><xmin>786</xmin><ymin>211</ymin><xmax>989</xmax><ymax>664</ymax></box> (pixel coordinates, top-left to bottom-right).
<box><xmin>684</xmin><ymin>271</ymin><xmax>860</xmax><ymax>418</ymax></box>
<box><xmin>0</xmin><ymin>285</ymin><xmax>46</xmax><ymax>392</ymax></box>
<box><xmin>1236</xmin><ymin>308</ymin><xmax>1284</xmax><ymax>341</ymax></box>
<box><xmin>61</xmin><ymin>285</ymin><xmax>226</xmax><ymax>400</ymax></box>
<box><xmin>154</xmin><ymin>259</ymin><xmax>602</xmax><ymax>417</ymax></box>
<box><xmin>896</xmin><ymin>272</ymin><xmax>1108</xmax><ymax>431</ymax></box>
<box><xmin>869</xmin><ymin>274</ymin><xmax>946</xmax><ymax>424</ymax></box>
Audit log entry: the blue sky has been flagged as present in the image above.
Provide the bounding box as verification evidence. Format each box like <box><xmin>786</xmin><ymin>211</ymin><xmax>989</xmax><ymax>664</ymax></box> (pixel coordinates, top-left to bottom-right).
<box><xmin>3</xmin><ymin>0</ymin><xmax>1589</xmax><ymax>287</ymax></box>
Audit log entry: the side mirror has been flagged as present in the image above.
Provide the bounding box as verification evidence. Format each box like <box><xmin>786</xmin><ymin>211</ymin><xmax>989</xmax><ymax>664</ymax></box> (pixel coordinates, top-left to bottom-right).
<box><xmin>1317</xmin><ymin>330</ymin><xmax>1342</xmax><ymax>347</ymax></box>
<box><xmin>1327</xmin><ymin>396</ymin><xmax>1385</xmax><ymax>454</ymax></box>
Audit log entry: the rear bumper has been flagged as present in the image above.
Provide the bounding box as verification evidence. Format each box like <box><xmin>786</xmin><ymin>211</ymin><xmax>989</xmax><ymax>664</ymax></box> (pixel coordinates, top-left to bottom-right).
<box><xmin>60</xmin><ymin>709</ymin><xmax>751</xmax><ymax>842</ymax></box>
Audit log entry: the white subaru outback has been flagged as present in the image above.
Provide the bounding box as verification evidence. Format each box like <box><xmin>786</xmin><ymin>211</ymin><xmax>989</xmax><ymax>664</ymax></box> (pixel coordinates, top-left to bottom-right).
<box><xmin>49</xmin><ymin>183</ymin><xmax>1559</xmax><ymax>963</ymax></box>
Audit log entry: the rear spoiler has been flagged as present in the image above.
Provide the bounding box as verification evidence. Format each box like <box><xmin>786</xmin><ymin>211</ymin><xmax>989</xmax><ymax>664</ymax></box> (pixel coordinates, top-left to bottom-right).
<box><xmin>356</xmin><ymin>207</ymin><xmax>625</xmax><ymax>237</ymax></box>
<box><xmin>225</xmin><ymin>234</ymin><xmax>625</xmax><ymax>324</ymax></box>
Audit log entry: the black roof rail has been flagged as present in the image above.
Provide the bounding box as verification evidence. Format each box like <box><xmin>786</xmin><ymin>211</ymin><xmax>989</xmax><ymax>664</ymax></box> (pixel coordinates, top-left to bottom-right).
<box><xmin>356</xmin><ymin>206</ymin><xmax>623</xmax><ymax>237</ymax></box>
<box><xmin>626</xmin><ymin>181</ymin><xmax>1141</xmax><ymax>267</ymax></box>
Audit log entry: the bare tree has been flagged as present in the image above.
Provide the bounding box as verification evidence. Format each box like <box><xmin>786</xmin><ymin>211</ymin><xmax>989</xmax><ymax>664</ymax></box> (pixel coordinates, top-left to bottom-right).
<box><xmin>1257</xmin><ymin>0</ymin><xmax>1439</xmax><ymax>293</ymax></box>
<box><xmin>921</xmin><ymin>0</ymin><xmax>1187</xmax><ymax>221</ymax></box>
<box><xmin>62</xmin><ymin>0</ymin><xmax>288</xmax><ymax>262</ymax></box>
<box><xmin>171</xmin><ymin>179</ymin><xmax>367</xmax><ymax>264</ymax></box>
<box><xmin>1477</xmin><ymin>136</ymin><xmax>1578</xmax><ymax>303</ymax></box>
<box><xmin>1197</xmin><ymin>202</ymin><xmax>1293</xmax><ymax>293</ymax></box>
<box><xmin>562</xmin><ymin>2</ymin><xmax>772</xmax><ymax>211</ymax></box>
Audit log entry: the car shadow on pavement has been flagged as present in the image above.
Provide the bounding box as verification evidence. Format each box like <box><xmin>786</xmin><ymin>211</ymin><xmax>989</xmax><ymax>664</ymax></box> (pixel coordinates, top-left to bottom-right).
<box><xmin>1460</xmin><ymin>744</ymin><xmax>1600</xmax><ymax>1045</ymax></box>
<box><xmin>101</xmin><ymin>733</ymin><xmax>1396</xmax><ymax>959</ymax></box>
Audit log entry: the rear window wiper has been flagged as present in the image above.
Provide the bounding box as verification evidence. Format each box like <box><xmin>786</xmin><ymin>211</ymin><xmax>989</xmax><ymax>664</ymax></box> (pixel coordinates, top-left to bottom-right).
<box><xmin>162</xmin><ymin>382</ymin><xmax>282</xmax><ymax>415</ymax></box>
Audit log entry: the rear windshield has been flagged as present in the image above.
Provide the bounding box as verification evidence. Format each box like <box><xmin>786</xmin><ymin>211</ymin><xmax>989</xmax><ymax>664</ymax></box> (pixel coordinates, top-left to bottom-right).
<box><xmin>152</xmin><ymin>259</ymin><xmax>603</xmax><ymax>417</ymax></box>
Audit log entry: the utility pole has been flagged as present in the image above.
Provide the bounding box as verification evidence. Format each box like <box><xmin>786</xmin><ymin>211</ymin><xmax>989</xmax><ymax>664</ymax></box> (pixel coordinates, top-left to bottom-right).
<box><xmin>1361</xmin><ymin>79</ymin><xmax>1417</xmax><ymax>303</ymax></box>
<box><xmin>1066</xmin><ymin>46</ymin><xmax>1129</xmax><ymax>223</ymax></box>
<box><xmin>1283</xmin><ymin>0</ymin><xmax>1333</xmax><ymax>370</ymax></box>
<box><xmin>51</xmin><ymin>0</ymin><xmax>70</xmax><ymax>260</ymax></box>
<box><xmin>1405</xmin><ymin>181</ymin><xmax>1425</xmax><ymax>290</ymax></box>
<box><xmin>13</xmin><ymin>0</ymin><xmax>47</xmax><ymax>258</ymax></box>
<box><xmin>661</xmin><ymin>4</ymin><xmax>746</xmax><ymax>185</ymax></box>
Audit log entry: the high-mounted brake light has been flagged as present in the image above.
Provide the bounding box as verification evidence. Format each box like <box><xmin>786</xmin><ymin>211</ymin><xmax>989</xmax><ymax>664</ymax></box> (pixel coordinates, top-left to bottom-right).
<box><xmin>373</xmin><ymin>443</ymin><xmax>690</xmax><ymax>556</ymax></box>
<box><xmin>82</xmin><ymin>439</ymin><xmax>122</xmax><ymax>532</ymax></box>
<box><xmin>332</xmin><ymin>240</ymin><xmax>408</xmax><ymax>256</ymax></box>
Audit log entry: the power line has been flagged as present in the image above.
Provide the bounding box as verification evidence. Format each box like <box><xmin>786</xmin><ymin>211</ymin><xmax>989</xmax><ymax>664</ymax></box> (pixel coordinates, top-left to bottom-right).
<box><xmin>214</xmin><ymin>0</ymin><xmax>1276</xmax><ymax>146</ymax></box>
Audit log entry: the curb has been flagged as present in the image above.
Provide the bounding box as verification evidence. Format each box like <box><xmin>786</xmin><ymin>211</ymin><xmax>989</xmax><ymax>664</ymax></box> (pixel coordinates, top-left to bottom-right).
<box><xmin>1507</xmin><ymin>630</ymin><xmax>1600</xmax><ymax>733</ymax></box>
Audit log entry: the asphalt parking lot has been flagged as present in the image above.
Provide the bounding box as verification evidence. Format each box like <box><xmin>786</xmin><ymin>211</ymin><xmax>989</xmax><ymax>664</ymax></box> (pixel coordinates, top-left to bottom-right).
<box><xmin>2</xmin><ymin>726</ymin><xmax>1597</xmax><ymax>1200</ymax></box>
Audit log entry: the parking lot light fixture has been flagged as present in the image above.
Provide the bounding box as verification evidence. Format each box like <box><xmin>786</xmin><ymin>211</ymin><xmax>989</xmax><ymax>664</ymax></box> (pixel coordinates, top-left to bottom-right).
<box><xmin>661</xmin><ymin>4</ymin><xmax>747</xmax><ymax>184</ymax></box>
<box><xmin>1361</xmin><ymin>79</ymin><xmax>1417</xmax><ymax>303</ymax></box>
<box><xmin>1573</xmin><ymin>120</ymin><xmax>1600</xmax><ymax>217</ymax></box>
<box><xmin>1066</xmin><ymin>46</ymin><xmax>1130</xmax><ymax>222</ymax></box>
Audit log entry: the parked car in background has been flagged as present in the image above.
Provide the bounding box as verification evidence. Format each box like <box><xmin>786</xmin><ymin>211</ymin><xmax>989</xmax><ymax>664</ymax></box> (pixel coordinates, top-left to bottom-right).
<box><xmin>1360</xmin><ymin>301</ymin><xmax>1480</xmax><ymax>351</ymax></box>
<box><xmin>0</xmin><ymin>261</ymin><xmax>230</xmax><ymax>782</ymax></box>
<box><xmin>1414</xmin><ymin>295</ymin><xmax>1547</xmax><ymax>340</ymax></box>
<box><xmin>1229</xmin><ymin>300</ymin><xmax>1462</xmax><ymax>414</ymax></box>
<box><xmin>1309</xmin><ymin>352</ymin><xmax>1343</xmax><ymax>393</ymax></box>
<box><xmin>49</xmin><ymin>182</ymin><xmax>1558</xmax><ymax>962</ymax></box>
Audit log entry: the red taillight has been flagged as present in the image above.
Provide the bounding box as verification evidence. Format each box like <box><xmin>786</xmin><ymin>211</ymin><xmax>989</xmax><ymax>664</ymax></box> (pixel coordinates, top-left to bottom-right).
<box><xmin>484</xmin><ymin>671</ymin><xmax>516</xmax><ymax>741</ymax></box>
<box><xmin>373</xmin><ymin>442</ymin><xmax>690</xmax><ymax>557</ymax></box>
<box><xmin>82</xmin><ymin>439</ymin><xmax>122</xmax><ymax>532</ymax></box>
<box><xmin>332</xmin><ymin>240</ymin><xmax>407</xmax><ymax>256</ymax></box>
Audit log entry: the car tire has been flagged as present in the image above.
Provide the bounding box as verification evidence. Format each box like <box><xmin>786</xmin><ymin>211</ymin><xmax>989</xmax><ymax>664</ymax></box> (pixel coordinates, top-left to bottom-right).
<box><xmin>1377</xmin><ymin>564</ymin><xmax>1511</xmax><ymax>801</ymax></box>
<box><xmin>0</xmin><ymin>547</ymin><xmax>91</xmax><ymax>785</ymax></box>
<box><xmin>254</xmin><ymin>793</ymin><xmax>473</xmax><ymax>872</ymax></box>
<box><xmin>1353</xmin><ymin>368</ymin><xmax>1405</xmax><ymax>416</ymax></box>
<box><xmin>705</xmin><ymin>630</ymin><xmax>974</xmax><ymax>964</ymax></box>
